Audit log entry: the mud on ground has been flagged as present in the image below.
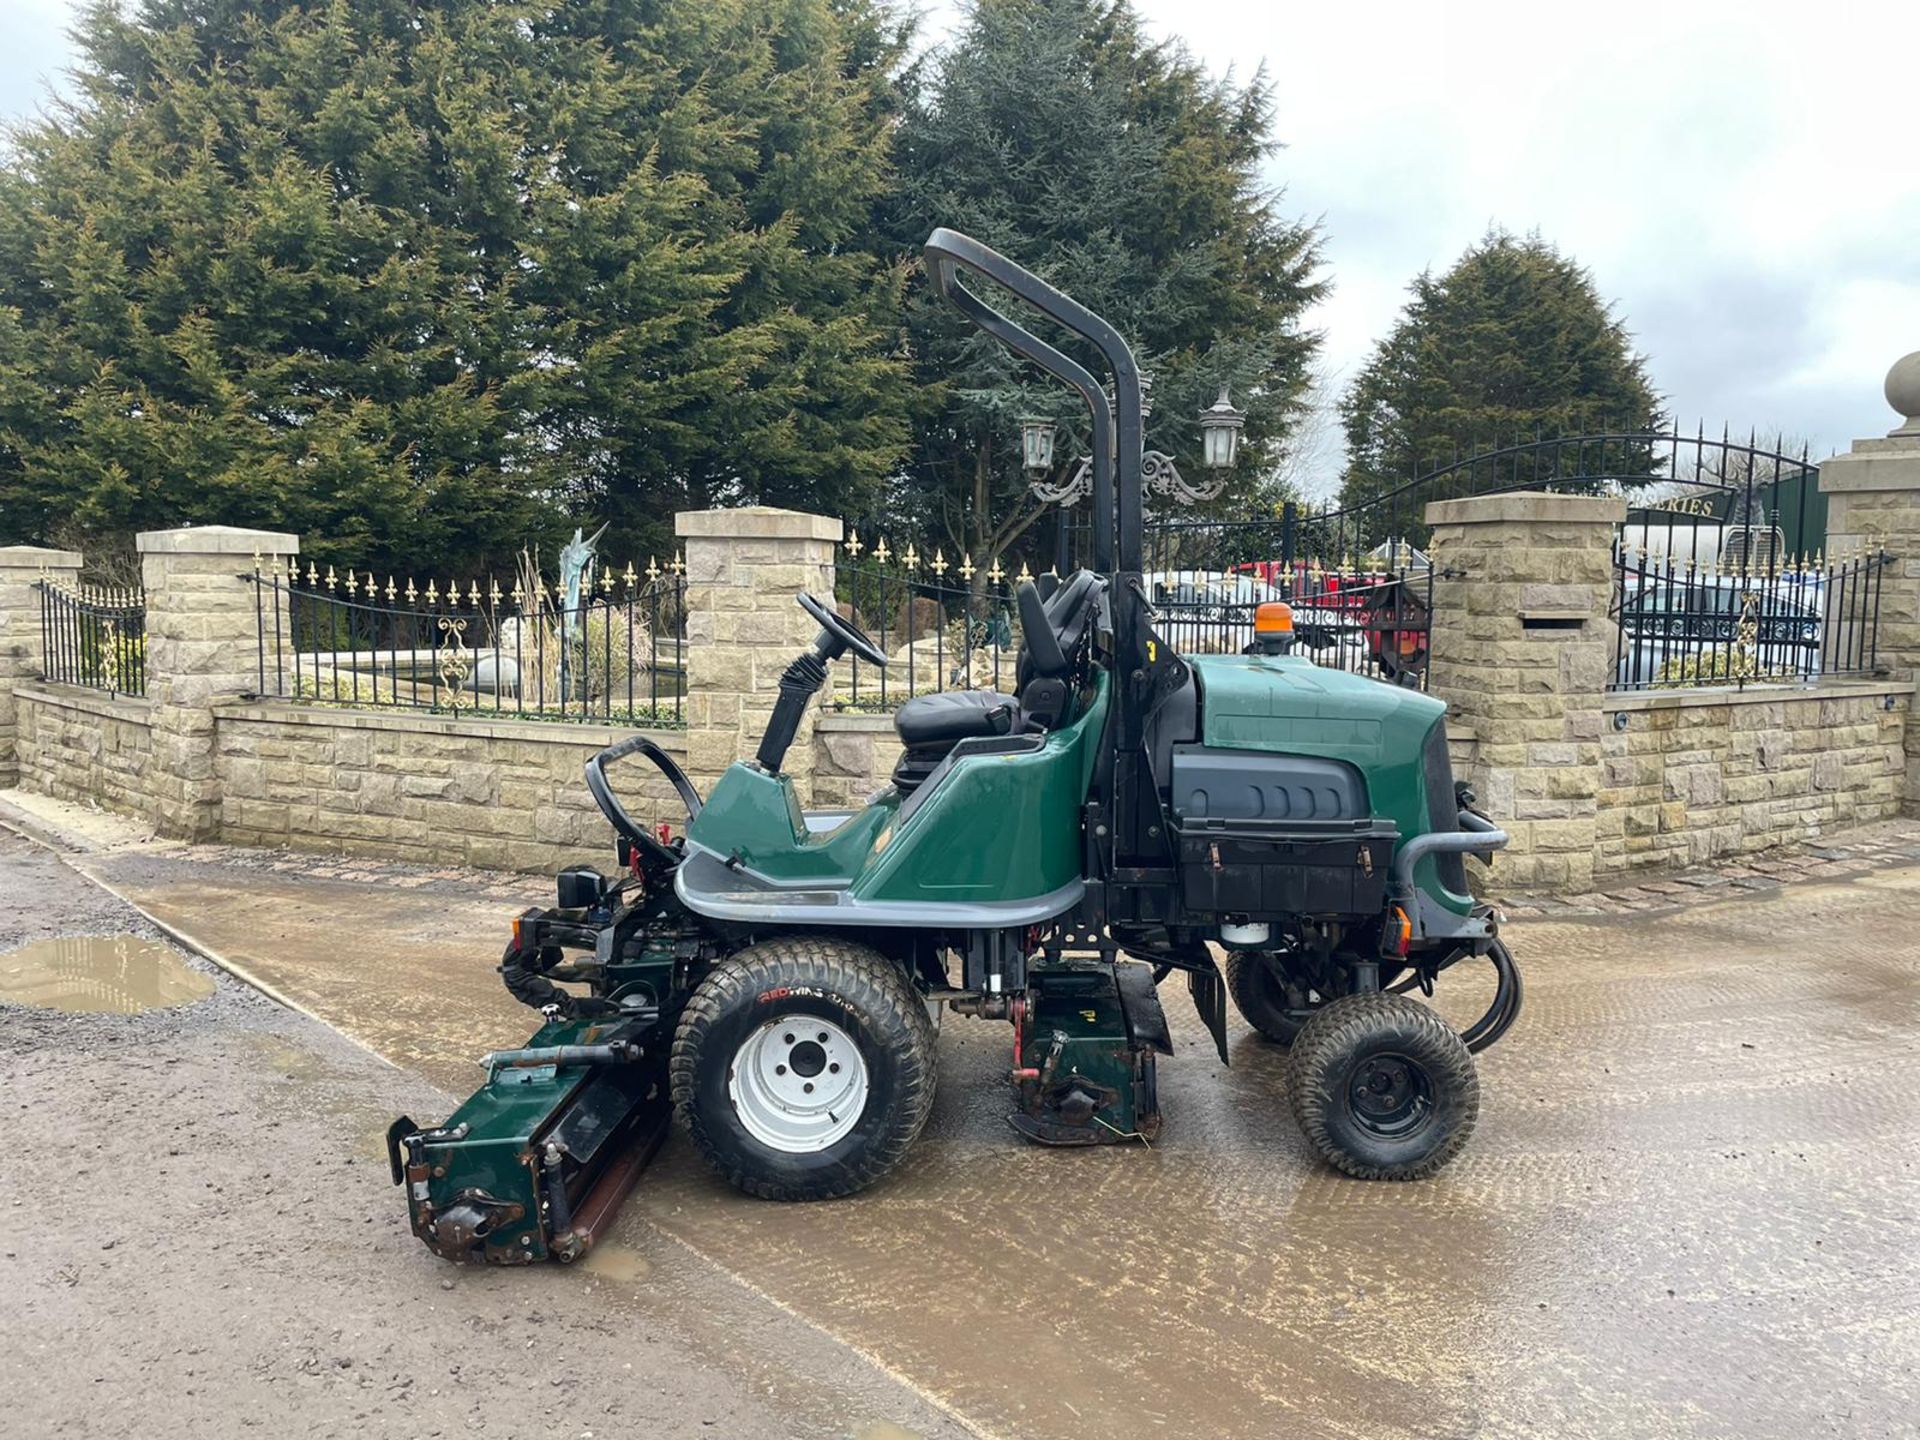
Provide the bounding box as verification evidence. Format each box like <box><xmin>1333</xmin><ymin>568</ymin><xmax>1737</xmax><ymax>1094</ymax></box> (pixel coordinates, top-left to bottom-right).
<box><xmin>6</xmin><ymin>794</ymin><xmax>1920</xmax><ymax>1439</ymax></box>
<box><xmin>0</xmin><ymin>828</ymin><xmax>965</xmax><ymax>1440</ymax></box>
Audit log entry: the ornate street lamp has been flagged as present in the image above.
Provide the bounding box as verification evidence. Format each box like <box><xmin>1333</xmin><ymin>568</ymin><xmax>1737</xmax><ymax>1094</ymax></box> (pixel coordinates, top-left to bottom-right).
<box><xmin>1198</xmin><ymin>384</ymin><xmax>1247</xmax><ymax>471</ymax></box>
<box><xmin>1029</xmin><ymin>376</ymin><xmax>1248</xmax><ymax>515</ymax></box>
<box><xmin>1019</xmin><ymin>416</ymin><xmax>1056</xmax><ymax>476</ymax></box>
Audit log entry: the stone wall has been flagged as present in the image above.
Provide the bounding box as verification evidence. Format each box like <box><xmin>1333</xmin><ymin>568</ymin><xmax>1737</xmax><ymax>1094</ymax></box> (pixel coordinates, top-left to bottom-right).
<box><xmin>212</xmin><ymin>704</ymin><xmax>686</xmax><ymax>871</ymax></box>
<box><xmin>1819</xmin><ymin>416</ymin><xmax>1920</xmax><ymax>812</ymax></box>
<box><xmin>0</xmin><ymin>545</ymin><xmax>81</xmax><ymax>786</ymax></box>
<box><xmin>1423</xmin><ymin>486</ymin><xmax>1916</xmax><ymax>889</ymax></box>
<box><xmin>8</xmin><ymin>436</ymin><xmax>1920</xmax><ymax>888</ymax></box>
<box><xmin>1424</xmin><ymin>494</ymin><xmax>1622</xmax><ymax>892</ymax></box>
<box><xmin>15</xmin><ymin>683</ymin><xmax>155</xmax><ymax>817</ymax></box>
<box><xmin>138</xmin><ymin>526</ymin><xmax>298</xmax><ymax>841</ymax></box>
<box><xmin>1595</xmin><ymin>681</ymin><xmax>1909</xmax><ymax>880</ymax></box>
<box><xmin>678</xmin><ymin>508</ymin><xmax>839</xmax><ymax>804</ymax></box>
<box><xmin>812</xmin><ymin>713</ymin><xmax>905</xmax><ymax>809</ymax></box>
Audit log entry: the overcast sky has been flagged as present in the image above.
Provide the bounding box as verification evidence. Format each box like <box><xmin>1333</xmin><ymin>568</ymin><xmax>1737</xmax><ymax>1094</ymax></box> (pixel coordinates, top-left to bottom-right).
<box><xmin>4</xmin><ymin>0</ymin><xmax>1914</xmax><ymax>495</ymax></box>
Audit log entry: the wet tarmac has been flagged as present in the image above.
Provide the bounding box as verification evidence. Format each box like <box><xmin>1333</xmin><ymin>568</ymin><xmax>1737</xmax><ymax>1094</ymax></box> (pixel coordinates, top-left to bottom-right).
<box><xmin>71</xmin><ymin>843</ymin><xmax>1920</xmax><ymax>1439</ymax></box>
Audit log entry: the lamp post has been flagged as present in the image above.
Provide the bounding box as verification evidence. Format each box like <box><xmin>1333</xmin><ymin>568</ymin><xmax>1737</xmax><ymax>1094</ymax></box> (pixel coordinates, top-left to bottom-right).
<box><xmin>1024</xmin><ymin>378</ymin><xmax>1247</xmax><ymax>570</ymax></box>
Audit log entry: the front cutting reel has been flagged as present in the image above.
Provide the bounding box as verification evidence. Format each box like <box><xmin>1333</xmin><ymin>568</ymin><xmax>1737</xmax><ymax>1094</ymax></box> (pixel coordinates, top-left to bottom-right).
<box><xmin>388</xmin><ymin>738</ymin><xmax>701</xmax><ymax>1266</ymax></box>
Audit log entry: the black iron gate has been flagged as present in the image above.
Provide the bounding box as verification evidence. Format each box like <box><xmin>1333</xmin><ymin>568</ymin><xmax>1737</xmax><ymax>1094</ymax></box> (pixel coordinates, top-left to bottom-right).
<box><xmin>1051</xmin><ymin>426</ymin><xmax>1841</xmax><ymax>692</ymax></box>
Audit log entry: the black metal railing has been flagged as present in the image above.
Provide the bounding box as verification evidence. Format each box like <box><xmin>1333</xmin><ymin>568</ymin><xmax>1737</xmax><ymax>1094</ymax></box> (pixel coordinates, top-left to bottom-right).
<box><xmin>245</xmin><ymin>562</ymin><xmax>687</xmax><ymax>726</ymax></box>
<box><xmin>35</xmin><ymin>580</ymin><xmax>146</xmax><ymax>697</ymax></box>
<box><xmin>832</xmin><ymin>537</ymin><xmax>1019</xmax><ymax>710</ymax></box>
<box><xmin>1141</xmin><ymin>514</ymin><xmax>1434</xmax><ymax>688</ymax></box>
<box><xmin>1034</xmin><ymin>426</ymin><xmax>1832</xmax><ymax>692</ymax></box>
<box><xmin>1610</xmin><ymin>527</ymin><xmax>1890</xmax><ymax>691</ymax></box>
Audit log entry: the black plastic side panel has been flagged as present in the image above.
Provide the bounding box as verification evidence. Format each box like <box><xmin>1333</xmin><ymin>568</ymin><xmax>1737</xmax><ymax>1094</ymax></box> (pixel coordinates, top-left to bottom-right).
<box><xmin>1187</xmin><ymin>960</ymin><xmax>1230</xmax><ymax>1065</ymax></box>
<box><xmin>1115</xmin><ymin>960</ymin><xmax>1174</xmax><ymax>1055</ymax></box>
<box><xmin>1146</xmin><ymin>672</ymin><xmax>1200</xmax><ymax>787</ymax></box>
<box><xmin>1177</xmin><ymin>825</ymin><xmax>1394</xmax><ymax>918</ymax></box>
<box><xmin>1169</xmin><ymin>745</ymin><xmax>1368</xmax><ymax>823</ymax></box>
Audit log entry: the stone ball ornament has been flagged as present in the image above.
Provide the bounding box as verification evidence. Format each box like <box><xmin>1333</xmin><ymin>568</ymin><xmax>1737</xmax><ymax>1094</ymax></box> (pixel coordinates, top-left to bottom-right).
<box><xmin>1889</xmin><ymin>350</ymin><xmax>1920</xmax><ymax>437</ymax></box>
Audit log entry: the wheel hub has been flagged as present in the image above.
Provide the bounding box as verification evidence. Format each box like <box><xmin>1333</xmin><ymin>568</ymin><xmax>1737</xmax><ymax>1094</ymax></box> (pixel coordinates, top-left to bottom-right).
<box><xmin>728</xmin><ymin>1015</ymin><xmax>869</xmax><ymax>1154</ymax></box>
<box><xmin>1346</xmin><ymin>1051</ymin><xmax>1434</xmax><ymax>1138</ymax></box>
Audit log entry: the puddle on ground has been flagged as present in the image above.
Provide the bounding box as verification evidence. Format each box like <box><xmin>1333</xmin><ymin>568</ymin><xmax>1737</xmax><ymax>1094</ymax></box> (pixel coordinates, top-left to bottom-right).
<box><xmin>246</xmin><ymin>1033</ymin><xmax>333</xmax><ymax>1082</ymax></box>
<box><xmin>0</xmin><ymin>934</ymin><xmax>215</xmax><ymax>1014</ymax></box>
<box><xmin>579</xmin><ymin>1243</ymin><xmax>653</xmax><ymax>1282</ymax></box>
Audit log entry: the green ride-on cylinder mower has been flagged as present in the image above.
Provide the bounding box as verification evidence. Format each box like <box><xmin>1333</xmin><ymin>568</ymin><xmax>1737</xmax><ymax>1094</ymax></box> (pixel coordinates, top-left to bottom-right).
<box><xmin>389</xmin><ymin>230</ymin><xmax>1520</xmax><ymax>1267</ymax></box>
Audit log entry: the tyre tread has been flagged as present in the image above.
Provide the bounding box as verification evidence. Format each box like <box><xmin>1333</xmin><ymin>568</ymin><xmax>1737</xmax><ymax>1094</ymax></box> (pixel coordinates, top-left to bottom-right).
<box><xmin>1224</xmin><ymin>949</ymin><xmax>1301</xmax><ymax>1046</ymax></box>
<box><xmin>670</xmin><ymin>935</ymin><xmax>935</xmax><ymax>1201</ymax></box>
<box><xmin>1288</xmin><ymin>990</ymin><xmax>1478</xmax><ymax>1181</ymax></box>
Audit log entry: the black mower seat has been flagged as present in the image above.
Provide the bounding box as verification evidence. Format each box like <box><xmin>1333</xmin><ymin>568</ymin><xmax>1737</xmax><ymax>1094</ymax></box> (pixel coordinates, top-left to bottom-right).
<box><xmin>892</xmin><ymin>689</ymin><xmax>1018</xmax><ymax>748</ymax></box>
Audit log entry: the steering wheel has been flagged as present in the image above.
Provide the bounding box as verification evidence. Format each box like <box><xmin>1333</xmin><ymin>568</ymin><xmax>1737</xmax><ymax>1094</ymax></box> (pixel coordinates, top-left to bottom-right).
<box><xmin>585</xmin><ymin>735</ymin><xmax>700</xmax><ymax>869</ymax></box>
<box><xmin>798</xmin><ymin>591</ymin><xmax>888</xmax><ymax>668</ymax></box>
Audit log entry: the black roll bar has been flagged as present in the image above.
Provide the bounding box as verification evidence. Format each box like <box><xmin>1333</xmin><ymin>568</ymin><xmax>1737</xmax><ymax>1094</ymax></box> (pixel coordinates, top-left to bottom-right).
<box><xmin>922</xmin><ymin>229</ymin><xmax>1144</xmax><ymax>575</ymax></box>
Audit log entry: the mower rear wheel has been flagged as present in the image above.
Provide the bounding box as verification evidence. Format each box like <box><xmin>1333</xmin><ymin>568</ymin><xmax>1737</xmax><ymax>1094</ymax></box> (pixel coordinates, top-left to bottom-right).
<box><xmin>1288</xmin><ymin>991</ymin><xmax>1478</xmax><ymax>1181</ymax></box>
<box><xmin>1224</xmin><ymin>949</ymin><xmax>1324</xmax><ymax>1047</ymax></box>
<box><xmin>671</xmin><ymin>936</ymin><xmax>936</xmax><ymax>1202</ymax></box>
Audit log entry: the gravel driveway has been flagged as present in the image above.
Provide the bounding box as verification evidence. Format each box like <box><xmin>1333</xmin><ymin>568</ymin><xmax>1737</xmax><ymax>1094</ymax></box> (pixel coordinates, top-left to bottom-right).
<box><xmin>0</xmin><ymin>826</ymin><xmax>963</xmax><ymax>1440</ymax></box>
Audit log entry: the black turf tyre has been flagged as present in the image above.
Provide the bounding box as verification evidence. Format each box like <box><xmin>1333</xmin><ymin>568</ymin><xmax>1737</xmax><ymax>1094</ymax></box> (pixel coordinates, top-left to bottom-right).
<box><xmin>670</xmin><ymin>936</ymin><xmax>936</xmax><ymax>1201</ymax></box>
<box><xmin>1224</xmin><ymin>949</ymin><xmax>1319</xmax><ymax>1047</ymax></box>
<box><xmin>1288</xmin><ymin>991</ymin><xmax>1479</xmax><ymax>1181</ymax></box>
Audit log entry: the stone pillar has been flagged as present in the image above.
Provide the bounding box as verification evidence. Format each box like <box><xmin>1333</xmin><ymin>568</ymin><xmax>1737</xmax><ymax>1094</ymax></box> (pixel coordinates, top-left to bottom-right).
<box><xmin>137</xmin><ymin>525</ymin><xmax>299</xmax><ymax>840</ymax></box>
<box><xmin>1820</xmin><ymin>351</ymin><xmax>1920</xmax><ymax>814</ymax></box>
<box><xmin>0</xmin><ymin>544</ymin><xmax>84</xmax><ymax>786</ymax></box>
<box><xmin>1425</xmin><ymin>493</ymin><xmax>1625</xmax><ymax>892</ymax></box>
<box><xmin>675</xmin><ymin>507</ymin><xmax>840</xmax><ymax>803</ymax></box>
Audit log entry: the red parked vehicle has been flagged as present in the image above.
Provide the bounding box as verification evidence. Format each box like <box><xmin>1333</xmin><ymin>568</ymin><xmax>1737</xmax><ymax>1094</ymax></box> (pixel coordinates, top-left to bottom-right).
<box><xmin>1228</xmin><ymin>557</ymin><xmax>1431</xmax><ymax>684</ymax></box>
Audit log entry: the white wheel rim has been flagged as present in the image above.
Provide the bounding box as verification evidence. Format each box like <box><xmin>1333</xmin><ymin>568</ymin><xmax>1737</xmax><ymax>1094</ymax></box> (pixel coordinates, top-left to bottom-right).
<box><xmin>727</xmin><ymin>1014</ymin><xmax>870</xmax><ymax>1154</ymax></box>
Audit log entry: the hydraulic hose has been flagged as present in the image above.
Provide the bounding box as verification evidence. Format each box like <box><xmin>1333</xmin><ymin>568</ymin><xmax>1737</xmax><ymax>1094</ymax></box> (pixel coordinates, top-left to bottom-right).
<box><xmin>1464</xmin><ymin>939</ymin><xmax>1523</xmax><ymax>1052</ymax></box>
<box><xmin>500</xmin><ymin>941</ymin><xmax>616</xmax><ymax>1019</ymax></box>
<box><xmin>1391</xmin><ymin>938</ymin><xmax>1522</xmax><ymax>1053</ymax></box>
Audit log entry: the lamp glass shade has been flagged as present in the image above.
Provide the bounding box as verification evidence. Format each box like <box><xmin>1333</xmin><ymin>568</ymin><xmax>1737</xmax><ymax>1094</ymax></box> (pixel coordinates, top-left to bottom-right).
<box><xmin>1198</xmin><ymin>385</ymin><xmax>1246</xmax><ymax>470</ymax></box>
<box><xmin>1019</xmin><ymin>417</ymin><xmax>1055</xmax><ymax>474</ymax></box>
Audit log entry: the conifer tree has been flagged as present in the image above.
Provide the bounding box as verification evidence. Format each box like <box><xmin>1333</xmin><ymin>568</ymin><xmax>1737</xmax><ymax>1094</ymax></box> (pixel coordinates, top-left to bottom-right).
<box><xmin>0</xmin><ymin>0</ymin><xmax>913</xmax><ymax>573</ymax></box>
<box><xmin>1340</xmin><ymin>230</ymin><xmax>1661</xmax><ymax>508</ymax></box>
<box><xmin>885</xmin><ymin>0</ymin><xmax>1324</xmax><ymax>576</ymax></box>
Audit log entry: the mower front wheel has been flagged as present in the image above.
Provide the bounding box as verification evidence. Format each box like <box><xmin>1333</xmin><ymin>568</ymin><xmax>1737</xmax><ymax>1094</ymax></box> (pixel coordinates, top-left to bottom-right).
<box><xmin>1288</xmin><ymin>991</ymin><xmax>1479</xmax><ymax>1181</ymax></box>
<box><xmin>1224</xmin><ymin>949</ymin><xmax>1324</xmax><ymax>1047</ymax></box>
<box><xmin>671</xmin><ymin>936</ymin><xmax>936</xmax><ymax>1202</ymax></box>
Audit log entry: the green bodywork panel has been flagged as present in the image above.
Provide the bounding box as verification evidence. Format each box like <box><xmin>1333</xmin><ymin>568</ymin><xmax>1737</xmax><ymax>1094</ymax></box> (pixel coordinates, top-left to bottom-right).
<box><xmin>854</xmin><ymin>675</ymin><xmax>1107</xmax><ymax>902</ymax></box>
<box><xmin>1187</xmin><ymin>654</ymin><xmax>1470</xmax><ymax>914</ymax></box>
<box><xmin>688</xmin><ymin>771</ymin><xmax>900</xmax><ymax>881</ymax></box>
<box><xmin>689</xmin><ymin>674</ymin><xmax>1108</xmax><ymax>905</ymax></box>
